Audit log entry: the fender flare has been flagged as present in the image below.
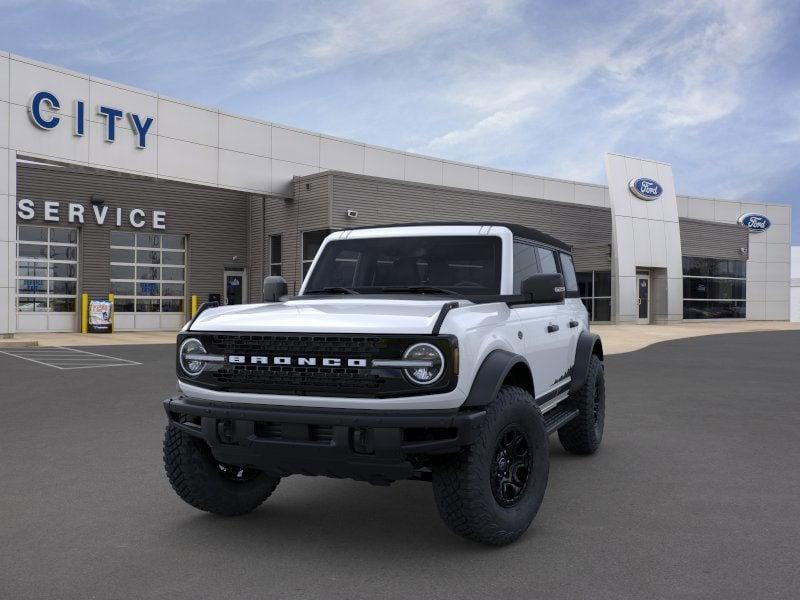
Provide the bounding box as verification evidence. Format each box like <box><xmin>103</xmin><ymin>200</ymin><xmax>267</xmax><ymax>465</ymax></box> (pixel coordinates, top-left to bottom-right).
<box><xmin>463</xmin><ymin>349</ymin><xmax>532</xmax><ymax>408</ymax></box>
<box><xmin>569</xmin><ymin>331</ymin><xmax>604</xmax><ymax>393</ymax></box>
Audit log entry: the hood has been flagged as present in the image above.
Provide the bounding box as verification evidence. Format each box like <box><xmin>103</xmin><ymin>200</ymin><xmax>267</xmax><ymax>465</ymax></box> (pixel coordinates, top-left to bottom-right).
<box><xmin>189</xmin><ymin>297</ymin><xmax>465</xmax><ymax>334</ymax></box>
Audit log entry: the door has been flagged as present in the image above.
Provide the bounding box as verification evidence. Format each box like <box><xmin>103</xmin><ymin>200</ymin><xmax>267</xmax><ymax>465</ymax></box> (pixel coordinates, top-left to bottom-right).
<box><xmin>224</xmin><ymin>270</ymin><xmax>246</xmax><ymax>305</ymax></box>
<box><xmin>637</xmin><ymin>275</ymin><xmax>650</xmax><ymax>324</ymax></box>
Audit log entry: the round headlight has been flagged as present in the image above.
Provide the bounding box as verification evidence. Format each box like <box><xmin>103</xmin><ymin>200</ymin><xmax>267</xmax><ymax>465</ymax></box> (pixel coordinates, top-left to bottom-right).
<box><xmin>179</xmin><ymin>337</ymin><xmax>207</xmax><ymax>377</ymax></box>
<box><xmin>403</xmin><ymin>343</ymin><xmax>445</xmax><ymax>385</ymax></box>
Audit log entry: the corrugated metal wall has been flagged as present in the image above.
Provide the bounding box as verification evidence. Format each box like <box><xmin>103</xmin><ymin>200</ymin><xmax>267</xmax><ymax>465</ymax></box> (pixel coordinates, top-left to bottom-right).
<box><xmin>247</xmin><ymin>195</ymin><xmax>265</xmax><ymax>301</ymax></box>
<box><xmin>16</xmin><ymin>163</ymin><xmax>250</xmax><ymax>309</ymax></box>
<box><xmin>318</xmin><ymin>171</ymin><xmax>613</xmax><ymax>271</ymax></box>
<box><xmin>679</xmin><ymin>218</ymin><xmax>749</xmax><ymax>260</ymax></box>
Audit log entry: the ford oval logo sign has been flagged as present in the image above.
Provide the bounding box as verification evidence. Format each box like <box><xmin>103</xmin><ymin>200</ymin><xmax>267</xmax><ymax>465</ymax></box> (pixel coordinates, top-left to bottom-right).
<box><xmin>628</xmin><ymin>178</ymin><xmax>663</xmax><ymax>201</ymax></box>
<box><xmin>737</xmin><ymin>213</ymin><xmax>771</xmax><ymax>233</ymax></box>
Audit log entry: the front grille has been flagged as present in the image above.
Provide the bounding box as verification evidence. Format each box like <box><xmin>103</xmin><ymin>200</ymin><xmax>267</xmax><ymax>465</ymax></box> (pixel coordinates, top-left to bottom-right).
<box><xmin>182</xmin><ymin>332</ymin><xmax>457</xmax><ymax>398</ymax></box>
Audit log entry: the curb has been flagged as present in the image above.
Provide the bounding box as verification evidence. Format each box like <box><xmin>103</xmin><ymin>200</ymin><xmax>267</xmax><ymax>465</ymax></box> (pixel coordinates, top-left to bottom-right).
<box><xmin>0</xmin><ymin>340</ymin><xmax>39</xmax><ymax>349</ymax></box>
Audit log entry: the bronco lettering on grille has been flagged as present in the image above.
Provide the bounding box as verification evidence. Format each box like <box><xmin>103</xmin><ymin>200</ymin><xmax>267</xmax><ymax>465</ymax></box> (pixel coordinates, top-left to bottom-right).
<box><xmin>227</xmin><ymin>355</ymin><xmax>370</xmax><ymax>367</ymax></box>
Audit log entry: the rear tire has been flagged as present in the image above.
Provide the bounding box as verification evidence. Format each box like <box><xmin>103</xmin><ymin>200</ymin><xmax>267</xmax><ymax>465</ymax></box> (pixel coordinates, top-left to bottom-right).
<box><xmin>432</xmin><ymin>386</ymin><xmax>549</xmax><ymax>546</ymax></box>
<box><xmin>558</xmin><ymin>354</ymin><xmax>605</xmax><ymax>455</ymax></box>
<box><xmin>163</xmin><ymin>423</ymin><xmax>280</xmax><ymax>516</ymax></box>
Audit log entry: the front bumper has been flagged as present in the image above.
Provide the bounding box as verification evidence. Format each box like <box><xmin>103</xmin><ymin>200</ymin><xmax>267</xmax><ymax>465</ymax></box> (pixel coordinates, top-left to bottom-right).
<box><xmin>163</xmin><ymin>395</ymin><xmax>486</xmax><ymax>484</ymax></box>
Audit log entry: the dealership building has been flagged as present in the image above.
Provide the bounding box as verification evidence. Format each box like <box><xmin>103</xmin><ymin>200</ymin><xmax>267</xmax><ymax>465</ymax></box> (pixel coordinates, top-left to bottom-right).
<box><xmin>0</xmin><ymin>52</ymin><xmax>794</xmax><ymax>334</ymax></box>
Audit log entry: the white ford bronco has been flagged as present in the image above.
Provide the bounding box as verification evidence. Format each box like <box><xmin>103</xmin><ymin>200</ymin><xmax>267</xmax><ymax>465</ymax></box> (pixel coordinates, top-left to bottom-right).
<box><xmin>163</xmin><ymin>223</ymin><xmax>605</xmax><ymax>545</ymax></box>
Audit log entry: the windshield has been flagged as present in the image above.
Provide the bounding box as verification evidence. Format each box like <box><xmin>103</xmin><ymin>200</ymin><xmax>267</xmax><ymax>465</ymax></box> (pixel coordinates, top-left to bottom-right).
<box><xmin>303</xmin><ymin>235</ymin><xmax>502</xmax><ymax>296</ymax></box>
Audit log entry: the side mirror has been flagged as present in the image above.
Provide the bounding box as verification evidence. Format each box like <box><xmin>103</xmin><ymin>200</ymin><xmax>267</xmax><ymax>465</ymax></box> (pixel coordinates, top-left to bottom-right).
<box><xmin>521</xmin><ymin>273</ymin><xmax>566</xmax><ymax>304</ymax></box>
<box><xmin>263</xmin><ymin>275</ymin><xmax>288</xmax><ymax>302</ymax></box>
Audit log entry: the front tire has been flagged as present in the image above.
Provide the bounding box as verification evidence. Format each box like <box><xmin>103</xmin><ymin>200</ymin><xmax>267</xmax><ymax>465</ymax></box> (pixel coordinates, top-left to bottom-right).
<box><xmin>558</xmin><ymin>354</ymin><xmax>605</xmax><ymax>455</ymax></box>
<box><xmin>163</xmin><ymin>423</ymin><xmax>280</xmax><ymax>516</ymax></box>
<box><xmin>432</xmin><ymin>386</ymin><xmax>549</xmax><ymax>546</ymax></box>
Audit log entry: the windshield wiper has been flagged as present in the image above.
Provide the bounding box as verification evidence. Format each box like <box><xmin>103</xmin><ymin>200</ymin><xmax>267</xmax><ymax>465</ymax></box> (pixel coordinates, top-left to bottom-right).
<box><xmin>379</xmin><ymin>285</ymin><xmax>460</xmax><ymax>296</ymax></box>
<box><xmin>304</xmin><ymin>287</ymin><xmax>360</xmax><ymax>295</ymax></box>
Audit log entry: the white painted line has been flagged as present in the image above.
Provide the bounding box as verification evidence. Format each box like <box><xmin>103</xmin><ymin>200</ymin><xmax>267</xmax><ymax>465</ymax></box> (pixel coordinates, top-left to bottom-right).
<box><xmin>0</xmin><ymin>350</ymin><xmax>67</xmax><ymax>369</ymax></box>
<box><xmin>57</xmin><ymin>346</ymin><xmax>141</xmax><ymax>365</ymax></box>
<box><xmin>0</xmin><ymin>346</ymin><xmax>141</xmax><ymax>369</ymax></box>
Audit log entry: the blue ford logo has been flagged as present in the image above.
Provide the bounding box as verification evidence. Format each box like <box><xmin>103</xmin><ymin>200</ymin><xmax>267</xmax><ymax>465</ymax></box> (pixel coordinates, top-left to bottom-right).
<box><xmin>628</xmin><ymin>178</ymin><xmax>663</xmax><ymax>201</ymax></box>
<box><xmin>737</xmin><ymin>213</ymin><xmax>771</xmax><ymax>233</ymax></box>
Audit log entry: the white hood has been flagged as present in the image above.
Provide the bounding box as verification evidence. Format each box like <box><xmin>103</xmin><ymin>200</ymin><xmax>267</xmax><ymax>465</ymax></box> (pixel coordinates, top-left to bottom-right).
<box><xmin>189</xmin><ymin>297</ymin><xmax>465</xmax><ymax>334</ymax></box>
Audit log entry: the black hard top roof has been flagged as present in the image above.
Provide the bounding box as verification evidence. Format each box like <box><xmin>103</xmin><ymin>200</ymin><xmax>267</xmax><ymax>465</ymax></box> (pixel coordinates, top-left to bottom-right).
<box><xmin>344</xmin><ymin>222</ymin><xmax>571</xmax><ymax>252</ymax></box>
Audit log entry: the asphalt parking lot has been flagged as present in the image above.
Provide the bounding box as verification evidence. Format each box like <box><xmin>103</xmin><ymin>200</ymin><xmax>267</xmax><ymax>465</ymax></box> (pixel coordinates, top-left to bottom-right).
<box><xmin>1</xmin><ymin>332</ymin><xmax>799</xmax><ymax>599</ymax></box>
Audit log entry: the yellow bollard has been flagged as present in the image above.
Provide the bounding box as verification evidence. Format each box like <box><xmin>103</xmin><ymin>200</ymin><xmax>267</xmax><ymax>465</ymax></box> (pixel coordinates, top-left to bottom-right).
<box><xmin>108</xmin><ymin>293</ymin><xmax>115</xmax><ymax>332</ymax></box>
<box><xmin>191</xmin><ymin>294</ymin><xmax>198</xmax><ymax>317</ymax></box>
<box><xmin>81</xmin><ymin>293</ymin><xmax>89</xmax><ymax>334</ymax></box>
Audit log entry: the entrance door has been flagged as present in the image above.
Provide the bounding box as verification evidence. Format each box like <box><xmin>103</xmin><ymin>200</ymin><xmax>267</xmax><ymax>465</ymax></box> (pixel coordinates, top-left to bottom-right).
<box><xmin>224</xmin><ymin>270</ymin><xmax>246</xmax><ymax>305</ymax></box>
<box><xmin>637</xmin><ymin>275</ymin><xmax>650</xmax><ymax>324</ymax></box>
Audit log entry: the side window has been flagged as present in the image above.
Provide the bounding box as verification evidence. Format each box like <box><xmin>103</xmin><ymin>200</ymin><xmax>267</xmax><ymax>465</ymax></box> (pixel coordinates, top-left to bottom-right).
<box><xmin>536</xmin><ymin>247</ymin><xmax>558</xmax><ymax>274</ymax></box>
<box><xmin>513</xmin><ymin>241</ymin><xmax>540</xmax><ymax>293</ymax></box>
<box><xmin>559</xmin><ymin>252</ymin><xmax>579</xmax><ymax>294</ymax></box>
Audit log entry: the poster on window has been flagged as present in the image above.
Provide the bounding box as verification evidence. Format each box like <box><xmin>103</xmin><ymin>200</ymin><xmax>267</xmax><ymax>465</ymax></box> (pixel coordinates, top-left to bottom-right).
<box><xmin>88</xmin><ymin>300</ymin><xmax>113</xmax><ymax>333</ymax></box>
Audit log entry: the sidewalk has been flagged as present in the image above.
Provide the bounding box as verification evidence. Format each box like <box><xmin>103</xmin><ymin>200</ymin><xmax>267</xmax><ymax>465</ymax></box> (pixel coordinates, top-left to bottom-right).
<box><xmin>1</xmin><ymin>331</ymin><xmax>177</xmax><ymax>348</ymax></box>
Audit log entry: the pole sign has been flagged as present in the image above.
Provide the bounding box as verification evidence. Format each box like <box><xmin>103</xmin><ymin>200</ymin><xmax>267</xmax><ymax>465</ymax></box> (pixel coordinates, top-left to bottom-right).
<box><xmin>628</xmin><ymin>178</ymin><xmax>663</xmax><ymax>201</ymax></box>
<box><xmin>737</xmin><ymin>213</ymin><xmax>771</xmax><ymax>233</ymax></box>
<box><xmin>28</xmin><ymin>90</ymin><xmax>155</xmax><ymax>149</ymax></box>
<box><xmin>88</xmin><ymin>299</ymin><xmax>113</xmax><ymax>333</ymax></box>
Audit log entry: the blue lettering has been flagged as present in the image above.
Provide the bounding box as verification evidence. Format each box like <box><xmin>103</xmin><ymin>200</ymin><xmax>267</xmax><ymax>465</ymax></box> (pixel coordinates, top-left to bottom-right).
<box><xmin>29</xmin><ymin>91</ymin><xmax>61</xmax><ymax>129</ymax></box>
<box><xmin>97</xmin><ymin>105</ymin><xmax>124</xmax><ymax>142</ymax></box>
<box><xmin>73</xmin><ymin>100</ymin><xmax>85</xmax><ymax>136</ymax></box>
<box><xmin>128</xmin><ymin>113</ymin><xmax>154</xmax><ymax>149</ymax></box>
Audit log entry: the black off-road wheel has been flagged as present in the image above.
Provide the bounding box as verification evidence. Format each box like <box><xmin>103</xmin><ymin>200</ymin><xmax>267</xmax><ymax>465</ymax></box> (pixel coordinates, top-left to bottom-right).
<box><xmin>163</xmin><ymin>423</ymin><xmax>280</xmax><ymax>516</ymax></box>
<box><xmin>432</xmin><ymin>386</ymin><xmax>549</xmax><ymax>546</ymax></box>
<box><xmin>558</xmin><ymin>354</ymin><xmax>605</xmax><ymax>455</ymax></box>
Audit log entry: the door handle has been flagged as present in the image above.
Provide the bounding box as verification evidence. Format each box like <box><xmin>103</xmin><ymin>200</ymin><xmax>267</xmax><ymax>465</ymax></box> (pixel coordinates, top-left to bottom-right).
<box><xmin>569</xmin><ymin>320</ymin><xmax>579</xmax><ymax>328</ymax></box>
<box><xmin>547</xmin><ymin>323</ymin><xmax>559</xmax><ymax>333</ymax></box>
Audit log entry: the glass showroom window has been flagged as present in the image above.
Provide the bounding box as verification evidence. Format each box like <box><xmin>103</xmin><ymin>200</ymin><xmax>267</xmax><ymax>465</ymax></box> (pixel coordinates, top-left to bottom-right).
<box><xmin>110</xmin><ymin>232</ymin><xmax>186</xmax><ymax>314</ymax></box>
<box><xmin>302</xmin><ymin>229</ymin><xmax>332</xmax><ymax>278</ymax></box>
<box><xmin>576</xmin><ymin>271</ymin><xmax>612</xmax><ymax>322</ymax></box>
<box><xmin>683</xmin><ymin>256</ymin><xmax>746</xmax><ymax>319</ymax></box>
<box><xmin>16</xmin><ymin>225</ymin><xmax>78</xmax><ymax>312</ymax></box>
<box><xmin>269</xmin><ymin>235</ymin><xmax>282</xmax><ymax>276</ymax></box>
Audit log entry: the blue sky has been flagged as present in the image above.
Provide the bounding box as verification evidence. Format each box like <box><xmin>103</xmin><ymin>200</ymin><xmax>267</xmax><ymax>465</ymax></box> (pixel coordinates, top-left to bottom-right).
<box><xmin>2</xmin><ymin>0</ymin><xmax>799</xmax><ymax>241</ymax></box>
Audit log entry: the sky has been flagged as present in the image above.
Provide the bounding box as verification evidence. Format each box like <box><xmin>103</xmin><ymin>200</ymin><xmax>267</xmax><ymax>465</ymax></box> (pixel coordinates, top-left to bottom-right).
<box><xmin>2</xmin><ymin>0</ymin><xmax>799</xmax><ymax>241</ymax></box>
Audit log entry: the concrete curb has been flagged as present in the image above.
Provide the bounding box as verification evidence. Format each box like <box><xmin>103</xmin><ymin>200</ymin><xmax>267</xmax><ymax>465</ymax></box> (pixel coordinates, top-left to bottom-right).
<box><xmin>0</xmin><ymin>340</ymin><xmax>39</xmax><ymax>349</ymax></box>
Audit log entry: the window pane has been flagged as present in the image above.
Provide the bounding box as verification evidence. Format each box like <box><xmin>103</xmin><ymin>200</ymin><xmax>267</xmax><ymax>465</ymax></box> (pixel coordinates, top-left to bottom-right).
<box><xmin>50</xmin><ymin>246</ymin><xmax>77</xmax><ymax>261</ymax></box>
<box><xmin>683</xmin><ymin>300</ymin><xmax>746</xmax><ymax>319</ymax></box>
<box><xmin>50</xmin><ymin>298</ymin><xmax>75</xmax><ymax>312</ymax></box>
<box><xmin>161</xmin><ymin>267</ymin><xmax>184</xmax><ymax>281</ymax></box>
<box><xmin>683</xmin><ymin>278</ymin><xmax>746</xmax><ymax>300</ymax></box>
<box><xmin>577</xmin><ymin>272</ymin><xmax>593</xmax><ymax>298</ymax></box>
<box><xmin>111</xmin><ymin>265</ymin><xmax>135</xmax><ymax>279</ymax></box>
<box><xmin>137</xmin><ymin>282</ymin><xmax>160</xmax><ymax>296</ymax></box>
<box><xmin>18</xmin><ymin>279</ymin><xmax>47</xmax><ymax>294</ymax></box>
<box><xmin>162</xmin><ymin>283</ymin><xmax>184</xmax><ymax>297</ymax></box>
<box><xmin>161</xmin><ymin>299</ymin><xmax>184</xmax><ymax>312</ymax></box>
<box><xmin>536</xmin><ymin>247</ymin><xmax>558</xmax><ymax>274</ymax></box>
<box><xmin>136</xmin><ymin>299</ymin><xmax>160</xmax><ymax>312</ymax></box>
<box><xmin>161</xmin><ymin>235</ymin><xmax>185</xmax><ymax>249</ymax></box>
<box><xmin>513</xmin><ymin>242</ymin><xmax>540</xmax><ymax>293</ymax></box>
<box><xmin>137</xmin><ymin>266</ymin><xmax>159</xmax><ymax>280</ymax></box>
<box><xmin>682</xmin><ymin>256</ymin><xmax>746</xmax><ymax>278</ymax></box>
<box><xmin>137</xmin><ymin>233</ymin><xmax>160</xmax><ymax>248</ymax></box>
<box><xmin>18</xmin><ymin>226</ymin><xmax>48</xmax><ymax>242</ymax></box>
<box><xmin>51</xmin><ymin>263</ymin><xmax>77</xmax><ymax>278</ymax></box>
<box><xmin>162</xmin><ymin>251</ymin><xmax>184</xmax><ymax>266</ymax></box>
<box><xmin>49</xmin><ymin>280</ymin><xmax>76</xmax><ymax>295</ymax></box>
<box><xmin>17</xmin><ymin>261</ymin><xmax>49</xmax><ymax>277</ymax></box>
<box><xmin>19</xmin><ymin>244</ymin><xmax>48</xmax><ymax>259</ymax></box>
<box><xmin>136</xmin><ymin>249</ymin><xmax>161</xmax><ymax>265</ymax></box>
<box><xmin>302</xmin><ymin>229</ymin><xmax>331</xmax><ymax>261</ymax></box>
<box><xmin>111</xmin><ymin>248</ymin><xmax>135</xmax><ymax>263</ymax></box>
<box><xmin>594</xmin><ymin>271</ymin><xmax>612</xmax><ymax>297</ymax></box>
<box><xmin>594</xmin><ymin>298</ymin><xmax>612</xmax><ymax>321</ymax></box>
<box><xmin>270</xmin><ymin>235</ymin><xmax>282</xmax><ymax>263</ymax></box>
<box><xmin>110</xmin><ymin>281</ymin><xmax>135</xmax><ymax>295</ymax></box>
<box><xmin>270</xmin><ymin>264</ymin><xmax>282</xmax><ymax>276</ymax></box>
<box><xmin>559</xmin><ymin>253</ymin><xmax>578</xmax><ymax>293</ymax></box>
<box><xmin>50</xmin><ymin>228</ymin><xmax>77</xmax><ymax>244</ymax></box>
<box><xmin>581</xmin><ymin>297</ymin><xmax>592</xmax><ymax>319</ymax></box>
<box><xmin>17</xmin><ymin>297</ymin><xmax>48</xmax><ymax>312</ymax></box>
<box><xmin>111</xmin><ymin>231</ymin><xmax>136</xmax><ymax>247</ymax></box>
<box><xmin>114</xmin><ymin>298</ymin><xmax>135</xmax><ymax>312</ymax></box>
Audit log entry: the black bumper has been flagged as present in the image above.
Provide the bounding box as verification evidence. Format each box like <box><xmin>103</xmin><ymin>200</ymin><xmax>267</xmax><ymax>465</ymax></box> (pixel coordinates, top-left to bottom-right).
<box><xmin>163</xmin><ymin>396</ymin><xmax>486</xmax><ymax>484</ymax></box>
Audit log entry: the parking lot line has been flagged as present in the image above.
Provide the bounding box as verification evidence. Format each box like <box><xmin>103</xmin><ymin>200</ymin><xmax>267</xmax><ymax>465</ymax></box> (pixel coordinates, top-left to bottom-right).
<box><xmin>0</xmin><ymin>347</ymin><xmax>142</xmax><ymax>370</ymax></box>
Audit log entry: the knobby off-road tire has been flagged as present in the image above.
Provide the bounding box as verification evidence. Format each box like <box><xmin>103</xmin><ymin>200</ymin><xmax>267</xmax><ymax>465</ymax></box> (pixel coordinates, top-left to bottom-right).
<box><xmin>558</xmin><ymin>354</ymin><xmax>605</xmax><ymax>455</ymax></box>
<box><xmin>163</xmin><ymin>423</ymin><xmax>280</xmax><ymax>516</ymax></box>
<box><xmin>432</xmin><ymin>386</ymin><xmax>549</xmax><ymax>546</ymax></box>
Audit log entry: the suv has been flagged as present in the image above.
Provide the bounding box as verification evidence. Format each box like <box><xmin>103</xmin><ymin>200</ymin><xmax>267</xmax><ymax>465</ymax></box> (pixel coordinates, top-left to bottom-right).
<box><xmin>163</xmin><ymin>223</ymin><xmax>605</xmax><ymax>545</ymax></box>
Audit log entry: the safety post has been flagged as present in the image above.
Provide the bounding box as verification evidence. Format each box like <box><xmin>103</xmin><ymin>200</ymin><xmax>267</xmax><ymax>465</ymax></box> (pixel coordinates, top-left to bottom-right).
<box><xmin>108</xmin><ymin>293</ymin><xmax>115</xmax><ymax>332</ymax></box>
<box><xmin>191</xmin><ymin>295</ymin><xmax>198</xmax><ymax>317</ymax></box>
<box><xmin>81</xmin><ymin>293</ymin><xmax>89</xmax><ymax>334</ymax></box>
